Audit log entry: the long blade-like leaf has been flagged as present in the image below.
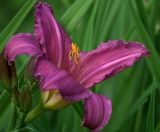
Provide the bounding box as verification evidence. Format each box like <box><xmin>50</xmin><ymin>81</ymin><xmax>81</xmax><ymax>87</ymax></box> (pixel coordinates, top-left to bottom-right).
<box><xmin>0</xmin><ymin>0</ymin><xmax>37</xmax><ymax>52</ymax></box>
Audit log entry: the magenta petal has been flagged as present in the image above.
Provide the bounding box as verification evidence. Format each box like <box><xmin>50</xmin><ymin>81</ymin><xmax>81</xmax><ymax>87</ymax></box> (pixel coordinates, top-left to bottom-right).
<box><xmin>34</xmin><ymin>58</ymin><xmax>92</xmax><ymax>101</ymax></box>
<box><xmin>82</xmin><ymin>93</ymin><xmax>112</xmax><ymax>132</ymax></box>
<box><xmin>34</xmin><ymin>2</ymin><xmax>72</xmax><ymax>68</ymax></box>
<box><xmin>75</xmin><ymin>40</ymin><xmax>149</xmax><ymax>88</ymax></box>
<box><xmin>5</xmin><ymin>33</ymin><xmax>41</xmax><ymax>62</ymax></box>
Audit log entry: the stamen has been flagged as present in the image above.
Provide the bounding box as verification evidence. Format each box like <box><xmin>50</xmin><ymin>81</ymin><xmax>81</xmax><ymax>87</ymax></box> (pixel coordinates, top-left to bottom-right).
<box><xmin>69</xmin><ymin>43</ymin><xmax>80</xmax><ymax>64</ymax></box>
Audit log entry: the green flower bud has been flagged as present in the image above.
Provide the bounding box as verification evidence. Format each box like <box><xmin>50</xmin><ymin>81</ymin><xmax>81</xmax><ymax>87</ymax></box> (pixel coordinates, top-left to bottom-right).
<box><xmin>0</xmin><ymin>51</ymin><xmax>12</xmax><ymax>90</ymax></box>
<box><xmin>19</xmin><ymin>88</ymin><xmax>32</xmax><ymax>113</ymax></box>
<box><xmin>0</xmin><ymin>51</ymin><xmax>18</xmax><ymax>92</ymax></box>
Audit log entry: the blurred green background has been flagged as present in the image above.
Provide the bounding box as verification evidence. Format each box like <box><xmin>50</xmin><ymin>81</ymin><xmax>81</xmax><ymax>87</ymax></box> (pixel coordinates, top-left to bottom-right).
<box><xmin>0</xmin><ymin>0</ymin><xmax>160</xmax><ymax>132</ymax></box>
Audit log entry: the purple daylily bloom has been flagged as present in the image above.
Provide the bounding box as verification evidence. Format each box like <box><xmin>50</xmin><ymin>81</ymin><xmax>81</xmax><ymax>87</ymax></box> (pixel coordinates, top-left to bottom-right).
<box><xmin>4</xmin><ymin>2</ymin><xmax>150</xmax><ymax>131</ymax></box>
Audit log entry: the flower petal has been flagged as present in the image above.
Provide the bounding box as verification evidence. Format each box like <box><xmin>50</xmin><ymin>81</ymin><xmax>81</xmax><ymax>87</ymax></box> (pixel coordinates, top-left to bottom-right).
<box><xmin>82</xmin><ymin>93</ymin><xmax>112</xmax><ymax>131</ymax></box>
<box><xmin>34</xmin><ymin>58</ymin><xmax>92</xmax><ymax>101</ymax></box>
<box><xmin>5</xmin><ymin>33</ymin><xmax>41</xmax><ymax>62</ymax></box>
<box><xmin>73</xmin><ymin>40</ymin><xmax>149</xmax><ymax>88</ymax></box>
<box><xmin>34</xmin><ymin>2</ymin><xmax>72</xmax><ymax>68</ymax></box>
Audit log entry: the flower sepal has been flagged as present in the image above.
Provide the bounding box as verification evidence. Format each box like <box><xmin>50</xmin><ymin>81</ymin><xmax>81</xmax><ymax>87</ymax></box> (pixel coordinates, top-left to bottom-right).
<box><xmin>41</xmin><ymin>90</ymin><xmax>71</xmax><ymax>110</ymax></box>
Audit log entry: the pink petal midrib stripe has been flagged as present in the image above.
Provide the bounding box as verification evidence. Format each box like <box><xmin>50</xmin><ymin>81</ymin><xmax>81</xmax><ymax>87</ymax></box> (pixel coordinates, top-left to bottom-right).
<box><xmin>43</xmin><ymin>71</ymin><xmax>66</xmax><ymax>89</ymax></box>
<box><xmin>50</xmin><ymin>13</ymin><xmax>63</xmax><ymax>67</ymax></box>
<box><xmin>79</xmin><ymin>53</ymin><xmax>142</xmax><ymax>84</ymax></box>
<box><xmin>8</xmin><ymin>43</ymin><xmax>38</xmax><ymax>55</ymax></box>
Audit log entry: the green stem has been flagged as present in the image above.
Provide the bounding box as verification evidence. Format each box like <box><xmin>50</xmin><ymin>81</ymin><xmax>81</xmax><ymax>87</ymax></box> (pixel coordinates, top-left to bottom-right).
<box><xmin>72</xmin><ymin>102</ymin><xmax>83</xmax><ymax>119</ymax></box>
<box><xmin>0</xmin><ymin>90</ymin><xmax>10</xmax><ymax>105</ymax></box>
<box><xmin>15</xmin><ymin>113</ymin><xmax>26</xmax><ymax>130</ymax></box>
<box><xmin>7</xmin><ymin>102</ymin><xmax>17</xmax><ymax>132</ymax></box>
<box><xmin>25</xmin><ymin>102</ymin><xmax>43</xmax><ymax>124</ymax></box>
<box><xmin>0</xmin><ymin>90</ymin><xmax>11</xmax><ymax>119</ymax></box>
<box><xmin>0</xmin><ymin>90</ymin><xmax>8</xmax><ymax>100</ymax></box>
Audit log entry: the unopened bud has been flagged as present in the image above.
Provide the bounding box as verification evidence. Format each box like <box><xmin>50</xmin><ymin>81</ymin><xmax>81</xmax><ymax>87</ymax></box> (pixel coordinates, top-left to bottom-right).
<box><xmin>0</xmin><ymin>51</ymin><xmax>17</xmax><ymax>92</ymax></box>
<box><xmin>19</xmin><ymin>88</ymin><xmax>32</xmax><ymax>113</ymax></box>
<box><xmin>25</xmin><ymin>57</ymin><xmax>36</xmax><ymax>79</ymax></box>
<box><xmin>12</xmin><ymin>89</ymin><xmax>20</xmax><ymax>107</ymax></box>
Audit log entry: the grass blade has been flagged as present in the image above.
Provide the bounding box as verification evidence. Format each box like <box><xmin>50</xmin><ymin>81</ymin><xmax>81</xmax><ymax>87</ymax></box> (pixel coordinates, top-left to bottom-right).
<box><xmin>0</xmin><ymin>0</ymin><xmax>37</xmax><ymax>52</ymax></box>
<box><xmin>146</xmin><ymin>78</ymin><xmax>156</xmax><ymax>132</ymax></box>
<box><xmin>61</xmin><ymin>0</ymin><xmax>93</xmax><ymax>33</ymax></box>
<box><xmin>129</xmin><ymin>0</ymin><xmax>160</xmax><ymax>86</ymax></box>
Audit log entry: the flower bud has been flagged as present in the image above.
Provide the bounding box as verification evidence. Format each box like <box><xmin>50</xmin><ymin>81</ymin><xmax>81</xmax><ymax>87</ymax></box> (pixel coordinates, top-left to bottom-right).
<box><xmin>0</xmin><ymin>51</ymin><xmax>17</xmax><ymax>92</ymax></box>
<box><xmin>25</xmin><ymin>57</ymin><xmax>35</xmax><ymax>79</ymax></box>
<box><xmin>19</xmin><ymin>87</ymin><xmax>32</xmax><ymax>113</ymax></box>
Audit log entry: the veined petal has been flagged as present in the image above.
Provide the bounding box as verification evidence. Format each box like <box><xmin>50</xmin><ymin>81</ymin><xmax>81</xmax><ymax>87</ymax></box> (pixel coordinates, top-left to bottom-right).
<box><xmin>5</xmin><ymin>33</ymin><xmax>41</xmax><ymax>62</ymax></box>
<box><xmin>82</xmin><ymin>93</ymin><xmax>112</xmax><ymax>132</ymax></box>
<box><xmin>34</xmin><ymin>58</ymin><xmax>92</xmax><ymax>101</ymax></box>
<box><xmin>34</xmin><ymin>2</ymin><xmax>72</xmax><ymax>68</ymax></box>
<box><xmin>73</xmin><ymin>40</ymin><xmax>149</xmax><ymax>88</ymax></box>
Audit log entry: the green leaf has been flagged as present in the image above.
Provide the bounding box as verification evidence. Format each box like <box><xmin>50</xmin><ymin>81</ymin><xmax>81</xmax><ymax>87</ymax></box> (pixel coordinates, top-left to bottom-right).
<box><xmin>146</xmin><ymin>78</ymin><xmax>156</xmax><ymax>132</ymax></box>
<box><xmin>72</xmin><ymin>102</ymin><xmax>83</xmax><ymax>119</ymax></box>
<box><xmin>0</xmin><ymin>0</ymin><xmax>37</xmax><ymax>52</ymax></box>
<box><xmin>129</xmin><ymin>0</ymin><xmax>160</xmax><ymax>86</ymax></box>
<box><xmin>155</xmin><ymin>122</ymin><xmax>160</xmax><ymax>132</ymax></box>
<box><xmin>97</xmin><ymin>0</ymin><xmax>122</xmax><ymax>43</ymax></box>
<box><xmin>61</xmin><ymin>0</ymin><xmax>93</xmax><ymax>34</ymax></box>
<box><xmin>111</xmin><ymin>83</ymin><xmax>153</xmax><ymax>132</ymax></box>
<box><xmin>82</xmin><ymin>0</ymin><xmax>99</xmax><ymax>50</ymax></box>
<box><xmin>14</xmin><ymin>126</ymin><xmax>34</xmax><ymax>132</ymax></box>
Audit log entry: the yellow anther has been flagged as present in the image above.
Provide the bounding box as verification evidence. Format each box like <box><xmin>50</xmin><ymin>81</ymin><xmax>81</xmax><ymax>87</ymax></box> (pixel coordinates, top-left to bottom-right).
<box><xmin>69</xmin><ymin>43</ymin><xmax>80</xmax><ymax>64</ymax></box>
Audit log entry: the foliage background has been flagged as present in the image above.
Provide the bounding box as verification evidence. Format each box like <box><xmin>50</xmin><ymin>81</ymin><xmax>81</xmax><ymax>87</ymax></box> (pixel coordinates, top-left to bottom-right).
<box><xmin>0</xmin><ymin>0</ymin><xmax>160</xmax><ymax>132</ymax></box>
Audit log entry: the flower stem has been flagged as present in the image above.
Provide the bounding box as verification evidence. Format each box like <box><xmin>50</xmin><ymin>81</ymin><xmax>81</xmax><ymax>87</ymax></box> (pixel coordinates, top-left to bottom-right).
<box><xmin>0</xmin><ymin>90</ymin><xmax>10</xmax><ymax>118</ymax></box>
<box><xmin>25</xmin><ymin>102</ymin><xmax>43</xmax><ymax>124</ymax></box>
<box><xmin>15</xmin><ymin>112</ymin><xmax>26</xmax><ymax>130</ymax></box>
<box><xmin>7</xmin><ymin>102</ymin><xmax>17</xmax><ymax>132</ymax></box>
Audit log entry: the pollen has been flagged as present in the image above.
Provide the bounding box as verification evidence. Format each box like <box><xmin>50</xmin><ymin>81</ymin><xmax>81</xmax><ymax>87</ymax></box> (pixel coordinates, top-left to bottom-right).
<box><xmin>69</xmin><ymin>43</ymin><xmax>80</xmax><ymax>64</ymax></box>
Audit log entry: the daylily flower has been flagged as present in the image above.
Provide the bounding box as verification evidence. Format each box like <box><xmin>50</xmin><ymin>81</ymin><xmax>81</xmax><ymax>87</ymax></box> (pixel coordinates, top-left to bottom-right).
<box><xmin>4</xmin><ymin>2</ymin><xmax>149</xmax><ymax>132</ymax></box>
